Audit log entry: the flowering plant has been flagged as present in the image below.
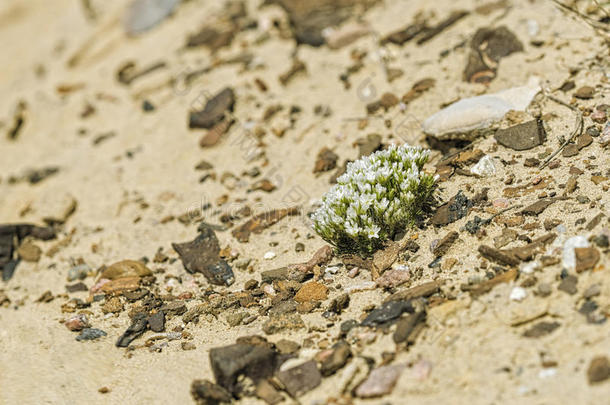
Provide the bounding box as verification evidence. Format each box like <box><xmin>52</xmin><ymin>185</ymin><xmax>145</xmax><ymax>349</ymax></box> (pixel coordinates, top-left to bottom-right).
<box><xmin>312</xmin><ymin>144</ymin><xmax>436</xmax><ymax>254</ymax></box>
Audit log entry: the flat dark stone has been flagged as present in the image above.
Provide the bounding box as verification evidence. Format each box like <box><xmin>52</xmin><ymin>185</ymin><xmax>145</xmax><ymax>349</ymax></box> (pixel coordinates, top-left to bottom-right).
<box><xmin>116</xmin><ymin>313</ymin><xmax>148</xmax><ymax>347</ymax></box>
<box><xmin>393</xmin><ymin>310</ymin><xmax>426</xmax><ymax>344</ymax></box>
<box><xmin>148</xmin><ymin>311</ymin><xmax>165</xmax><ymax>332</ymax></box>
<box><xmin>431</xmin><ymin>191</ymin><xmax>473</xmax><ymax>226</ymax></box>
<box><xmin>172</xmin><ymin>225</ymin><xmax>234</xmax><ymax>286</ymax></box>
<box><xmin>521</xmin><ymin>199</ymin><xmax>555</xmax><ymax>216</ymax></box>
<box><xmin>191</xmin><ymin>379</ymin><xmax>232</xmax><ymax>404</ymax></box>
<box><xmin>523</xmin><ymin>321</ymin><xmax>560</xmax><ymax>338</ymax></box>
<box><xmin>361</xmin><ymin>300</ymin><xmax>414</xmax><ymax>327</ymax></box>
<box><xmin>209</xmin><ymin>343</ymin><xmax>277</xmax><ymax>394</ymax></box>
<box><xmin>277</xmin><ymin>360</ymin><xmax>321</xmax><ymax>397</ymax></box>
<box><xmin>464</xmin><ymin>26</ymin><xmax>523</xmax><ymax>83</ymax></box>
<box><xmin>189</xmin><ymin>87</ymin><xmax>235</xmax><ymax>129</ymax></box>
<box><xmin>432</xmin><ymin>231</ymin><xmax>459</xmax><ymax>257</ymax></box>
<box><xmin>76</xmin><ymin>328</ymin><xmax>107</xmax><ymax>341</ymax></box>
<box><xmin>494</xmin><ymin>120</ymin><xmax>546</xmax><ymax>151</ymax></box>
<box><xmin>320</xmin><ymin>341</ymin><xmax>351</xmax><ymax>376</ymax></box>
<box><xmin>478</xmin><ymin>245</ymin><xmax>519</xmax><ymax>267</ymax></box>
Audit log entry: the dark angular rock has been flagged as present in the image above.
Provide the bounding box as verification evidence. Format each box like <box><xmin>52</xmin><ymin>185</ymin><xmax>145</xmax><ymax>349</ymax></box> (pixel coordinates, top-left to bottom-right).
<box><xmin>393</xmin><ymin>310</ymin><xmax>426</xmax><ymax>344</ymax></box>
<box><xmin>431</xmin><ymin>191</ymin><xmax>473</xmax><ymax>226</ymax></box>
<box><xmin>432</xmin><ymin>231</ymin><xmax>458</xmax><ymax>257</ymax></box>
<box><xmin>209</xmin><ymin>343</ymin><xmax>277</xmax><ymax>394</ymax></box>
<box><xmin>277</xmin><ymin>360</ymin><xmax>321</xmax><ymax>397</ymax></box>
<box><xmin>191</xmin><ymin>379</ymin><xmax>232</xmax><ymax>405</ymax></box>
<box><xmin>76</xmin><ymin>328</ymin><xmax>107</xmax><ymax>341</ymax></box>
<box><xmin>116</xmin><ymin>313</ymin><xmax>148</xmax><ymax>347</ymax></box>
<box><xmin>189</xmin><ymin>88</ymin><xmax>235</xmax><ymax>129</ymax></box>
<box><xmin>173</xmin><ymin>225</ymin><xmax>234</xmax><ymax>286</ymax></box>
<box><xmin>148</xmin><ymin>311</ymin><xmax>165</xmax><ymax>332</ymax></box>
<box><xmin>361</xmin><ymin>300</ymin><xmax>414</xmax><ymax>327</ymax></box>
<box><xmin>1</xmin><ymin>223</ymin><xmax>56</xmax><ymax>281</ymax></box>
<box><xmin>464</xmin><ymin>26</ymin><xmax>523</xmax><ymax>83</ymax></box>
<box><xmin>320</xmin><ymin>341</ymin><xmax>351</xmax><ymax>376</ymax></box>
<box><xmin>521</xmin><ymin>199</ymin><xmax>555</xmax><ymax>216</ymax></box>
<box><xmin>494</xmin><ymin>120</ymin><xmax>546</xmax><ymax>151</ymax></box>
<box><xmin>313</xmin><ymin>147</ymin><xmax>339</xmax><ymax>173</ymax></box>
<box><xmin>478</xmin><ymin>245</ymin><xmax>519</xmax><ymax>267</ymax></box>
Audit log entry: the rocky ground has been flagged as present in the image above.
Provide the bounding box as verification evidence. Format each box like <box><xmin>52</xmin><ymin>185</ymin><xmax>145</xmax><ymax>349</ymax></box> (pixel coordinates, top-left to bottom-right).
<box><xmin>1</xmin><ymin>0</ymin><xmax>609</xmax><ymax>404</ymax></box>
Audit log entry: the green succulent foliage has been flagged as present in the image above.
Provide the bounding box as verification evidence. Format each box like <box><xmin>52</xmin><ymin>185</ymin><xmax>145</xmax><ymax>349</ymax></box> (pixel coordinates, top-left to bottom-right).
<box><xmin>312</xmin><ymin>144</ymin><xmax>436</xmax><ymax>255</ymax></box>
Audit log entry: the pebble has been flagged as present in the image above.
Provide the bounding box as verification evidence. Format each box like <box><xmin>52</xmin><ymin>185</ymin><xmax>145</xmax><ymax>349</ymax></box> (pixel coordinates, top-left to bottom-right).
<box><xmin>189</xmin><ymin>88</ymin><xmax>235</xmax><ymax>130</ymax></box>
<box><xmin>263</xmin><ymin>251</ymin><xmax>276</xmax><ymax>260</ymax></box>
<box><xmin>68</xmin><ymin>264</ymin><xmax>90</xmax><ymax>281</ymax></box>
<box><xmin>558</xmin><ymin>275</ymin><xmax>578</xmax><ymax>295</ymax></box>
<box><xmin>101</xmin><ymin>260</ymin><xmax>152</xmax><ymax>280</ymax></box>
<box><xmin>16</xmin><ymin>241</ymin><xmax>41</xmax><ymax>262</ymax></box>
<box><xmin>319</xmin><ymin>341</ymin><xmax>351</xmax><ymax>376</ymax></box>
<box><xmin>375</xmin><ymin>267</ymin><xmax>410</xmax><ymax>289</ymax></box>
<box><xmin>209</xmin><ymin>342</ymin><xmax>276</xmax><ymax>393</ymax></box>
<box><xmin>573</xmin><ymin>86</ymin><xmax>595</xmax><ymax>99</ymax></box>
<box><xmin>509</xmin><ymin>286</ymin><xmax>527</xmax><ymax>301</ymax></box>
<box><xmin>76</xmin><ymin>328</ymin><xmax>107</xmax><ymax>341</ymax></box>
<box><xmin>574</xmin><ymin>247</ymin><xmax>600</xmax><ymax>272</ymax></box>
<box><xmin>422</xmin><ymin>77</ymin><xmax>540</xmax><ymax>140</ymax></box>
<box><xmin>523</xmin><ymin>321</ymin><xmax>560</xmax><ymax>338</ymax></box>
<box><xmin>361</xmin><ymin>300</ymin><xmax>413</xmax><ymax>327</ymax></box>
<box><xmin>294</xmin><ymin>281</ymin><xmax>328</xmax><ymax>303</ymax></box>
<box><xmin>494</xmin><ymin>119</ymin><xmax>546</xmax><ymax>151</ymax></box>
<box><xmin>355</xmin><ymin>364</ymin><xmax>405</xmax><ymax>398</ymax></box>
<box><xmin>277</xmin><ymin>360</ymin><xmax>321</xmax><ymax>397</ymax></box>
<box><xmin>190</xmin><ymin>379</ymin><xmax>232</xmax><ymax>404</ymax></box>
<box><xmin>172</xmin><ymin>225</ymin><xmax>235</xmax><ymax>286</ymax></box>
<box><xmin>471</xmin><ymin>156</ymin><xmax>497</xmax><ymax>177</ymax></box>
<box><xmin>65</xmin><ymin>314</ymin><xmax>90</xmax><ymax>331</ymax></box>
<box><xmin>587</xmin><ymin>356</ymin><xmax>610</xmax><ymax>384</ymax></box>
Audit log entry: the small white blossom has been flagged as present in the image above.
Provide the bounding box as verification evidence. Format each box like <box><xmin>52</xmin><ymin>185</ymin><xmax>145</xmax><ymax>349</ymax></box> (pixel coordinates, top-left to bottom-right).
<box><xmin>313</xmin><ymin>144</ymin><xmax>436</xmax><ymax>253</ymax></box>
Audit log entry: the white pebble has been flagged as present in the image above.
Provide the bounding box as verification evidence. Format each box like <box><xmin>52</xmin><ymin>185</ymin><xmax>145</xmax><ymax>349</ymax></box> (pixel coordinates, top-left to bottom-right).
<box><xmin>263</xmin><ymin>251</ymin><xmax>276</xmax><ymax>260</ymax></box>
<box><xmin>471</xmin><ymin>155</ymin><xmax>497</xmax><ymax>177</ymax></box>
<box><xmin>510</xmin><ymin>286</ymin><xmax>527</xmax><ymax>301</ymax></box>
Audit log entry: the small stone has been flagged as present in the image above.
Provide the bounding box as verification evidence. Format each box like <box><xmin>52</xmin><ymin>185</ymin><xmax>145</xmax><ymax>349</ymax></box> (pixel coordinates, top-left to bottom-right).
<box><xmin>101</xmin><ymin>276</ymin><xmax>141</xmax><ymax>296</ymax></box>
<box><xmin>591</xmin><ymin>109</ymin><xmax>607</xmax><ymax>124</ymax></box>
<box><xmin>209</xmin><ymin>343</ymin><xmax>276</xmax><ymax>394</ymax></box>
<box><xmin>313</xmin><ymin>147</ymin><xmax>339</xmax><ymax>173</ymax></box>
<box><xmin>361</xmin><ymin>301</ymin><xmax>413</xmax><ymax>327</ymax></box>
<box><xmin>375</xmin><ymin>267</ymin><xmax>410</xmax><ymax>289</ymax></box>
<box><xmin>523</xmin><ymin>321</ymin><xmax>560</xmax><ymax>338</ymax></box>
<box><xmin>263</xmin><ymin>313</ymin><xmax>305</xmax><ymax>334</ymax></box>
<box><xmin>173</xmin><ymin>225</ymin><xmax>235</xmax><ymax>286</ymax></box>
<box><xmin>294</xmin><ymin>281</ymin><xmax>328</xmax><ymax>303</ymax></box>
<box><xmin>98</xmin><ymin>387</ymin><xmax>110</xmax><ymax>394</ymax></box>
<box><xmin>182</xmin><ymin>342</ymin><xmax>196</xmax><ymax>351</ymax></box>
<box><xmin>116</xmin><ymin>313</ymin><xmax>148</xmax><ymax>347</ymax></box>
<box><xmin>275</xmin><ymin>339</ymin><xmax>300</xmax><ymax>355</ymax></box>
<box><xmin>100</xmin><ymin>260</ymin><xmax>152</xmax><ymax>280</ymax></box>
<box><xmin>191</xmin><ymin>379</ymin><xmax>232</xmax><ymax>405</ymax></box>
<box><xmin>521</xmin><ymin>199</ymin><xmax>554</xmax><ymax>216</ymax></box>
<box><xmin>148</xmin><ymin>311</ymin><xmax>165</xmax><ymax>332</ymax></box>
<box><xmin>277</xmin><ymin>360</ymin><xmax>321</xmax><ymax>397</ymax></box>
<box><xmin>558</xmin><ymin>275</ymin><xmax>578</xmax><ymax>295</ymax></box>
<box><xmin>573</xmin><ymin>86</ymin><xmax>595</xmax><ymax>99</ymax></box>
<box><xmin>76</xmin><ymin>328</ymin><xmax>107</xmax><ymax>341</ymax></box>
<box><xmin>263</xmin><ymin>251</ymin><xmax>276</xmax><ymax>260</ymax></box>
<box><xmin>593</xmin><ymin>234</ymin><xmax>609</xmax><ymax>248</ymax></box>
<box><xmin>471</xmin><ymin>155</ymin><xmax>497</xmax><ymax>177</ymax></box>
<box><xmin>65</xmin><ymin>314</ymin><xmax>90</xmax><ymax>331</ymax></box>
<box><xmin>537</xmin><ymin>283</ymin><xmax>552</xmax><ymax>297</ymax></box>
<box><xmin>189</xmin><ymin>87</ymin><xmax>235</xmax><ymax>129</ymax></box>
<box><xmin>319</xmin><ymin>341</ymin><xmax>352</xmax><ymax>376</ymax></box>
<box><xmin>380</xmin><ymin>92</ymin><xmax>399</xmax><ymax>110</ymax></box>
<box><xmin>478</xmin><ymin>245</ymin><xmax>519</xmax><ymax>267</ymax></box>
<box><xmin>509</xmin><ymin>286</ymin><xmax>527</xmax><ymax>301</ymax></box>
<box><xmin>160</xmin><ymin>300</ymin><xmax>187</xmax><ymax>316</ymax></box>
<box><xmin>431</xmin><ymin>191</ymin><xmax>473</xmax><ymax>226</ymax></box>
<box><xmin>102</xmin><ymin>296</ymin><xmax>124</xmax><ymax>313</ymax></box>
<box><xmin>587</xmin><ymin>356</ymin><xmax>610</xmax><ymax>384</ymax></box>
<box><xmin>494</xmin><ymin>120</ymin><xmax>546</xmax><ymax>151</ymax></box>
<box><xmin>16</xmin><ymin>241</ymin><xmax>42</xmax><ymax>262</ymax></box>
<box><xmin>68</xmin><ymin>264</ymin><xmax>90</xmax><ymax>281</ymax></box>
<box><xmin>355</xmin><ymin>364</ymin><xmax>405</xmax><ymax>398</ymax></box>
<box><xmin>295</xmin><ymin>242</ymin><xmax>305</xmax><ymax>252</ymax></box>
<box><xmin>432</xmin><ymin>231</ymin><xmax>459</xmax><ymax>257</ymax></box>
<box><xmin>225</xmin><ymin>312</ymin><xmax>247</xmax><ymax>327</ymax></box>
<box><xmin>574</xmin><ymin>247</ymin><xmax>600</xmax><ymax>272</ymax></box>
<box><xmin>562</xmin><ymin>144</ymin><xmax>579</xmax><ymax>157</ymax></box>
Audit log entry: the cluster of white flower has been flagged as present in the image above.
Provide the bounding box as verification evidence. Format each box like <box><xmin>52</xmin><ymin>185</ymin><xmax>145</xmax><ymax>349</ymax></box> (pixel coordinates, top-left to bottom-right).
<box><xmin>312</xmin><ymin>144</ymin><xmax>436</xmax><ymax>254</ymax></box>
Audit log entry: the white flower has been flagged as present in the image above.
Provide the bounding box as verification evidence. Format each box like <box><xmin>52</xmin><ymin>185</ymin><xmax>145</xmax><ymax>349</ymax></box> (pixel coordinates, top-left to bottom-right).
<box><xmin>313</xmin><ymin>144</ymin><xmax>436</xmax><ymax>253</ymax></box>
